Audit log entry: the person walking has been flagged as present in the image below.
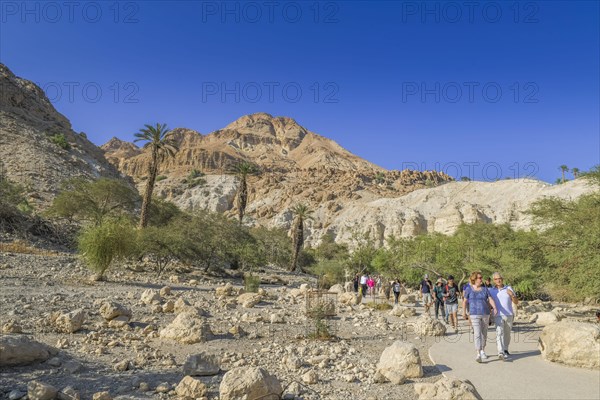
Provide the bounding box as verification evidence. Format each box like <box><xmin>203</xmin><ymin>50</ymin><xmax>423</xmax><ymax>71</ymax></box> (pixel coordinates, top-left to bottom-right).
<box><xmin>420</xmin><ymin>274</ymin><xmax>433</xmax><ymax>315</ymax></box>
<box><xmin>462</xmin><ymin>271</ymin><xmax>497</xmax><ymax>363</ymax></box>
<box><xmin>489</xmin><ymin>272</ymin><xmax>519</xmax><ymax>361</ymax></box>
<box><xmin>443</xmin><ymin>275</ymin><xmax>460</xmax><ymax>333</ymax></box>
<box><xmin>353</xmin><ymin>274</ymin><xmax>360</xmax><ymax>293</ymax></box>
<box><xmin>392</xmin><ymin>279</ymin><xmax>401</xmax><ymax>304</ymax></box>
<box><xmin>360</xmin><ymin>273</ymin><xmax>368</xmax><ymax>296</ymax></box>
<box><xmin>433</xmin><ymin>278</ymin><xmax>446</xmax><ymax>321</ymax></box>
<box><xmin>367</xmin><ymin>275</ymin><xmax>375</xmax><ymax>298</ymax></box>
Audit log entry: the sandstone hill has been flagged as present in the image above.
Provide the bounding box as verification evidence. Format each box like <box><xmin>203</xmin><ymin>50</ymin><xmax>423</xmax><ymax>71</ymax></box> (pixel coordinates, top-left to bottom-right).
<box><xmin>0</xmin><ymin>63</ymin><xmax>120</xmax><ymax>207</ymax></box>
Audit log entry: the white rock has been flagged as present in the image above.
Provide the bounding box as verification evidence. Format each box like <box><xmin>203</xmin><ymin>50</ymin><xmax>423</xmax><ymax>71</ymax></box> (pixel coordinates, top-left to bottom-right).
<box><xmin>414</xmin><ymin>314</ymin><xmax>446</xmax><ymax>336</ymax></box>
<box><xmin>160</xmin><ymin>312</ymin><xmax>212</xmax><ymax>344</ymax></box>
<box><xmin>539</xmin><ymin>321</ymin><xmax>600</xmax><ymax>370</ymax></box>
<box><xmin>175</xmin><ymin>376</ymin><xmax>207</xmax><ymax>399</ymax></box>
<box><xmin>54</xmin><ymin>309</ymin><xmax>85</xmax><ymax>333</ymax></box>
<box><xmin>141</xmin><ymin>289</ymin><xmax>161</xmax><ymax>305</ymax></box>
<box><xmin>237</xmin><ymin>293</ymin><xmax>263</xmax><ymax>308</ymax></box>
<box><xmin>0</xmin><ymin>335</ymin><xmax>57</xmax><ymax>367</ymax></box>
<box><xmin>183</xmin><ymin>353</ymin><xmax>220</xmax><ymax>376</ymax></box>
<box><xmin>219</xmin><ymin>366</ymin><xmax>282</xmax><ymax>400</ymax></box>
<box><xmin>532</xmin><ymin>311</ymin><xmax>560</xmax><ymax>326</ymax></box>
<box><xmin>376</xmin><ymin>341</ymin><xmax>423</xmax><ymax>384</ymax></box>
<box><xmin>99</xmin><ymin>302</ymin><xmax>131</xmax><ymax>321</ymax></box>
<box><xmin>302</xmin><ymin>370</ymin><xmax>318</xmax><ymax>384</ymax></box>
<box><xmin>389</xmin><ymin>305</ymin><xmax>417</xmax><ymax>318</ymax></box>
<box><xmin>328</xmin><ymin>284</ymin><xmax>345</xmax><ymax>294</ymax></box>
<box><xmin>27</xmin><ymin>381</ymin><xmax>58</xmax><ymax>400</ymax></box>
<box><xmin>414</xmin><ymin>377</ymin><xmax>482</xmax><ymax>399</ymax></box>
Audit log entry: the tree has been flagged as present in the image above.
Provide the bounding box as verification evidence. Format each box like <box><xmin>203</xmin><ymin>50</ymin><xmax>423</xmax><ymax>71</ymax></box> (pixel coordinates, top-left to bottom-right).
<box><xmin>571</xmin><ymin>167</ymin><xmax>580</xmax><ymax>179</ymax></box>
<box><xmin>47</xmin><ymin>178</ymin><xmax>139</xmax><ymax>226</ymax></box>
<box><xmin>289</xmin><ymin>204</ymin><xmax>313</xmax><ymax>272</ymax></box>
<box><xmin>230</xmin><ymin>161</ymin><xmax>259</xmax><ymax>225</ymax></box>
<box><xmin>134</xmin><ymin>123</ymin><xmax>178</xmax><ymax>228</ymax></box>
<box><xmin>374</xmin><ymin>172</ymin><xmax>385</xmax><ymax>184</ymax></box>
<box><xmin>559</xmin><ymin>165</ymin><xmax>568</xmax><ymax>183</ymax></box>
<box><xmin>460</xmin><ymin>176</ymin><xmax>471</xmax><ymax>182</ymax></box>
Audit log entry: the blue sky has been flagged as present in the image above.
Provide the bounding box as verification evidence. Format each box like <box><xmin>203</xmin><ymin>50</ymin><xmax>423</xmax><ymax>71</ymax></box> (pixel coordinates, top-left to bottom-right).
<box><xmin>1</xmin><ymin>1</ymin><xmax>598</xmax><ymax>182</ymax></box>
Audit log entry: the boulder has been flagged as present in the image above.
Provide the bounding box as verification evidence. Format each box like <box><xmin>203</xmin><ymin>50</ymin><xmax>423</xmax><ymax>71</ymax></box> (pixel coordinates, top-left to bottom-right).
<box><xmin>414</xmin><ymin>377</ymin><xmax>482</xmax><ymax>400</ymax></box>
<box><xmin>27</xmin><ymin>381</ymin><xmax>58</xmax><ymax>400</ymax></box>
<box><xmin>328</xmin><ymin>284</ymin><xmax>345</xmax><ymax>294</ymax></box>
<box><xmin>174</xmin><ymin>297</ymin><xmax>192</xmax><ymax>313</ymax></box>
<box><xmin>183</xmin><ymin>353</ymin><xmax>220</xmax><ymax>376</ymax></box>
<box><xmin>338</xmin><ymin>292</ymin><xmax>359</xmax><ymax>306</ymax></box>
<box><xmin>399</xmin><ymin>294</ymin><xmax>417</xmax><ymax>304</ymax></box>
<box><xmin>302</xmin><ymin>370</ymin><xmax>318</xmax><ymax>384</ymax></box>
<box><xmin>99</xmin><ymin>302</ymin><xmax>131</xmax><ymax>321</ymax></box>
<box><xmin>140</xmin><ymin>289</ymin><xmax>160</xmax><ymax>305</ymax></box>
<box><xmin>175</xmin><ymin>376</ymin><xmax>207</xmax><ymax>399</ymax></box>
<box><xmin>92</xmin><ymin>392</ymin><xmax>111</xmax><ymax>400</ymax></box>
<box><xmin>216</xmin><ymin>283</ymin><xmax>234</xmax><ymax>297</ymax></box>
<box><xmin>344</xmin><ymin>281</ymin><xmax>354</xmax><ymax>293</ymax></box>
<box><xmin>389</xmin><ymin>305</ymin><xmax>417</xmax><ymax>318</ymax></box>
<box><xmin>54</xmin><ymin>309</ymin><xmax>85</xmax><ymax>333</ymax></box>
<box><xmin>160</xmin><ymin>312</ymin><xmax>212</xmax><ymax>344</ymax></box>
<box><xmin>0</xmin><ymin>335</ymin><xmax>57</xmax><ymax>366</ymax></box>
<box><xmin>2</xmin><ymin>320</ymin><xmax>22</xmax><ymax>334</ymax></box>
<box><xmin>237</xmin><ymin>293</ymin><xmax>263</xmax><ymax>308</ymax></box>
<box><xmin>376</xmin><ymin>341</ymin><xmax>423</xmax><ymax>384</ymax></box>
<box><xmin>532</xmin><ymin>311</ymin><xmax>561</xmax><ymax>326</ymax></box>
<box><xmin>159</xmin><ymin>286</ymin><xmax>171</xmax><ymax>296</ymax></box>
<box><xmin>539</xmin><ymin>321</ymin><xmax>600</xmax><ymax>370</ymax></box>
<box><xmin>219</xmin><ymin>366</ymin><xmax>282</xmax><ymax>400</ymax></box>
<box><xmin>415</xmin><ymin>314</ymin><xmax>446</xmax><ymax>336</ymax></box>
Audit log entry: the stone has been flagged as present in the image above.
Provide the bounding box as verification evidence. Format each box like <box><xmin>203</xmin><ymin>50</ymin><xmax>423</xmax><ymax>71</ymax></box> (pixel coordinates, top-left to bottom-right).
<box><xmin>114</xmin><ymin>360</ymin><xmax>130</xmax><ymax>372</ymax></box>
<box><xmin>344</xmin><ymin>281</ymin><xmax>354</xmax><ymax>292</ymax></box>
<box><xmin>7</xmin><ymin>390</ymin><xmax>26</xmax><ymax>400</ymax></box>
<box><xmin>159</xmin><ymin>286</ymin><xmax>171</xmax><ymax>296</ymax></box>
<box><xmin>389</xmin><ymin>305</ymin><xmax>417</xmax><ymax>318</ymax></box>
<box><xmin>415</xmin><ymin>314</ymin><xmax>446</xmax><ymax>336</ymax></box>
<box><xmin>302</xmin><ymin>370</ymin><xmax>318</xmax><ymax>384</ymax></box>
<box><xmin>99</xmin><ymin>302</ymin><xmax>131</xmax><ymax>321</ymax></box>
<box><xmin>283</xmin><ymin>355</ymin><xmax>302</xmax><ymax>371</ymax></box>
<box><xmin>270</xmin><ymin>313</ymin><xmax>285</xmax><ymax>324</ymax></box>
<box><xmin>27</xmin><ymin>381</ymin><xmax>58</xmax><ymax>400</ymax></box>
<box><xmin>108</xmin><ymin>315</ymin><xmax>130</xmax><ymax>328</ymax></box>
<box><xmin>532</xmin><ymin>311</ymin><xmax>560</xmax><ymax>326</ymax></box>
<box><xmin>219</xmin><ymin>366</ymin><xmax>282</xmax><ymax>400</ymax></box>
<box><xmin>169</xmin><ymin>275</ymin><xmax>180</xmax><ymax>283</ymax></box>
<box><xmin>376</xmin><ymin>341</ymin><xmax>423</xmax><ymax>384</ymax></box>
<box><xmin>92</xmin><ymin>392</ymin><xmax>112</xmax><ymax>400</ymax></box>
<box><xmin>58</xmin><ymin>387</ymin><xmax>80</xmax><ymax>400</ymax></box>
<box><xmin>2</xmin><ymin>320</ymin><xmax>23</xmax><ymax>334</ymax></box>
<box><xmin>54</xmin><ymin>309</ymin><xmax>85</xmax><ymax>333</ymax></box>
<box><xmin>237</xmin><ymin>293</ymin><xmax>263</xmax><ymax>308</ymax></box>
<box><xmin>328</xmin><ymin>284</ymin><xmax>344</xmax><ymax>294</ymax></box>
<box><xmin>414</xmin><ymin>377</ymin><xmax>482</xmax><ymax>400</ymax></box>
<box><xmin>174</xmin><ymin>297</ymin><xmax>192</xmax><ymax>313</ymax></box>
<box><xmin>539</xmin><ymin>321</ymin><xmax>600</xmax><ymax>370</ymax></box>
<box><xmin>183</xmin><ymin>353</ymin><xmax>220</xmax><ymax>376</ymax></box>
<box><xmin>162</xmin><ymin>300</ymin><xmax>175</xmax><ymax>313</ymax></box>
<box><xmin>338</xmin><ymin>292</ymin><xmax>359</xmax><ymax>306</ymax></box>
<box><xmin>399</xmin><ymin>294</ymin><xmax>417</xmax><ymax>304</ymax></box>
<box><xmin>0</xmin><ymin>335</ymin><xmax>57</xmax><ymax>366</ymax></box>
<box><xmin>216</xmin><ymin>282</ymin><xmax>234</xmax><ymax>297</ymax></box>
<box><xmin>160</xmin><ymin>311</ymin><xmax>212</xmax><ymax>344</ymax></box>
<box><xmin>175</xmin><ymin>376</ymin><xmax>207</xmax><ymax>399</ymax></box>
<box><xmin>141</xmin><ymin>289</ymin><xmax>160</xmax><ymax>305</ymax></box>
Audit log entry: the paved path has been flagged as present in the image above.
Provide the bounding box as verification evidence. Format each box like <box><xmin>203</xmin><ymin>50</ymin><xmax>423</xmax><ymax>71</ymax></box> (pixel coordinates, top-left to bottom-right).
<box><xmin>429</xmin><ymin>318</ymin><xmax>600</xmax><ymax>400</ymax></box>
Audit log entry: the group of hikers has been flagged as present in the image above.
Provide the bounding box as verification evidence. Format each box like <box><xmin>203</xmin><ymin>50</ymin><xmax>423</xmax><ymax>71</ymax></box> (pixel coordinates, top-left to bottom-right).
<box><xmin>353</xmin><ymin>270</ymin><xmax>519</xmax><ymax>363</ymax></box>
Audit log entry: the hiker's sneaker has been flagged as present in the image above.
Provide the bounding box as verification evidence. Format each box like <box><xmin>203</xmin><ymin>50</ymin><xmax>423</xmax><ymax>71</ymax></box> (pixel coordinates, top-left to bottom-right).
<box><xmin>480</xmin><ymin>351</ymin><xmax>488</xmax><ymax>360</ymax></box>
<box><xmin>475</xmin><ymin>354</ymin><xmax>482</xmax><ymax>363</ymax></box>
<box><xmin>504</xmin><ymin>350</ymin><xmax>510</xmax><ymax>356</ymax></box>
<box><xmin>498</xmin><ymin>353</ymin><xmax>506</xmax><ymax>361</ymax></box>
<box><xmin>454</xmin><ymin>326</ymin><xmax>459</xmax><ymax>333</ymax></box>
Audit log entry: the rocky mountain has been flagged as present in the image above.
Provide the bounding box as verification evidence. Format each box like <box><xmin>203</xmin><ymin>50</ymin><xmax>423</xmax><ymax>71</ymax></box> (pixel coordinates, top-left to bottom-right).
<box><xmin>0</xmin><ymin>63</ymin><xmax>121</xmax><ymax>206</ymax></box>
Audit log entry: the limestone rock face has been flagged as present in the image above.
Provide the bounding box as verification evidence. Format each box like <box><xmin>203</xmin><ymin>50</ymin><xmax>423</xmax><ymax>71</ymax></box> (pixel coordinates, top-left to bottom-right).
<box><xmin>0</xmin><ymin>335</ymin><xmax>57</xmax><ymax>367</ymax></box>
<box><xmin>414</xmin><ymin>377</ymin><xmax>482</xmax><ymax>400</ymax></box>
<box><xmin>376</xmin><ymin>341</ymin><xmax>423</xmax><ymax>384</ymax></box>
<box><xmin>0</xmin><ymin>63</ymin><xmax>121</xmax><ymax>208</ymax></box>
<box><xmin>539</xmin><ymin>321</ymin><xmax>600</xmax><ymax>370</ymax></box>
<box><xmin>219</xmin><ymin>366</ymin><xmax>282</xmax><ymax>400</ymax></box>
<box><xmin>160</xmin><ymin>312</ymin><xmax>212</xmax><ymax>344</ymax></box>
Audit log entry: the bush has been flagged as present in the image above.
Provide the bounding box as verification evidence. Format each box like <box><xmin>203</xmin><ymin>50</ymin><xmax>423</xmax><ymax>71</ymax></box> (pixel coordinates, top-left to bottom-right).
<box><xmin>244</xmin><ymin>274</ymin><xmax>261</xmax><ymax>293</ymax></box>
<box><xmin>78</xmin><ymin>218</ymin><xmax>138</xmax><ymax>280</ymax></box>
<box><xmin>49</xmin><ymin>133</ymin><xmax>71</xmax><ymax>150</ymax></box>
<box><xmin>156</xmin><ymin>175</ymin><xmax>167</xmax><ymax>181</ymax></box>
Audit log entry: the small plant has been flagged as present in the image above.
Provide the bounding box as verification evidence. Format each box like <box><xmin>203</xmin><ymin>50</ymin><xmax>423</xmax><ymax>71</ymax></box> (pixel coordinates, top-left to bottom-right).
<box><xmin>244</xmin><ymin>273</ymin><xmax>261</xmax><ymax>293</ymax></box>
<box><xmin>307</xmin><ymin>304</ymin><xmax>333</xmax><ymax>340</ymax></box>
<box><xmin>366</xmin><ymin>302</ymin><xmax>393</xmax><ymax>311</ymax></box>
<box><xmin>49</xmin><ymin>133</ymin><xmax>71</xmax><ymax>150</ymax></box>
<box><xmin>156</xmin><ymin>175</ymin><xmax>167</xmax><ymax>182</ymax></box>
<box><xmin>185</xmin><ymin>169</ymin><xmax>207</xmax><ymax>188</ymax></box>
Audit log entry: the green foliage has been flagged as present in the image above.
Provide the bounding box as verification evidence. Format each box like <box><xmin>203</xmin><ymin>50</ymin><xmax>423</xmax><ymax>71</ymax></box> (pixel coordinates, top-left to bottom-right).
<box><xmin>460</xmin><ymin>176</ymin><xmax>471</xmax><ymax>181</ymax></box>
<box><xmin>244</xmin><ymin>274</ymin><xmax>261</xmax><ymax>293</ymax></box>
<box><xmin>184</xmin><ymin>169</ymin><xmax>206</xmax><ymax>188</ymax></box>
<box><xmin>251</xmin><ymin>226</ymin><xmax>292</xmax><ymax>269</ymax></box>
<box><xmin>49</xmin><ymin>133</ymin><xmax>71</xmax><ymax>150</ymax></box>
<box><xmin>310</xmin><ymin>259</ymin><xmax>346</xmax><ymax>289</ymax></box>
<box><xmin>78</xmin><ymin>218</ymin><xmax>138</xmax><ymax>279</ymax></box>
<box><xmin>47</xmin><ymin>178</ymin><xmax>139</xmax><ymax>226</ymax></box>
<box><xmin>156</xmin><ymin>175</ymin><xmax>167</xmax><ymax>181</ymax></box>
<box><xmin>0</xmin><ymin>173</ymin><xmax>30</xmax><ymax>217</ymax></box>
<box><xmin>147</xmin><ymin>197</ymin><xmax>182</xmax><ymax>227</ymax></box>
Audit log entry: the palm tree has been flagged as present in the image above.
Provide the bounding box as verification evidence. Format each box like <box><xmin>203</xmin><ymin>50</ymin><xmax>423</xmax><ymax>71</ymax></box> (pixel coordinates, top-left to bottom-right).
<box><xmin>134</xmin><ymin>123</ymin><xmax>178</xmax><ymax>228</ymax></box>
<box><xmin>559</xmin><ymin>165</ymin><xmax>568</xmax><ymax>184</ymax></box>
<box><xmin>289</xmin><ymin>203</ymin><xmax>314</xmax><ymax>272</ymax></box>
<box><xmin>230</xmin><ymin>161</ymin><xmax>259</xmax><ymax>225</ymax></box>
<box><xmin>571</xmin><ymin>167</ymin><xmax>580</xmax><ymax>179</ymax></box>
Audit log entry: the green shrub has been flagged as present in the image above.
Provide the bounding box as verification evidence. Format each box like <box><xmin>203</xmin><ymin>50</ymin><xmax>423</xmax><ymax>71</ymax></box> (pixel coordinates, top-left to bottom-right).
<box><xmin>156</xmin><ymin>175</ymin><xmax>167</xmax><ymax>182</ymax></box>
<box><xmin>78</xmin><ymin>218</ymin><xmax>138</xmax><ymax>280</ymax></box>
<box><xmin>49</xmin><ymin>133</ymin><xmax>71</xmax><ymax>150</ymax></box>
<box><xmin>244</xmin><ymin>273</ymin><xmax>261</xmax><ymax>292</ymax></box>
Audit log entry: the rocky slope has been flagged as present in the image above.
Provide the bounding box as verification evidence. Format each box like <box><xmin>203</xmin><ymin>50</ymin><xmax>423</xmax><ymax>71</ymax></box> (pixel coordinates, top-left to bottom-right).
<box><xmin>0</xmin><ymin>63</ymin><xmax>121</xmax><ymax>207</ymax></box>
